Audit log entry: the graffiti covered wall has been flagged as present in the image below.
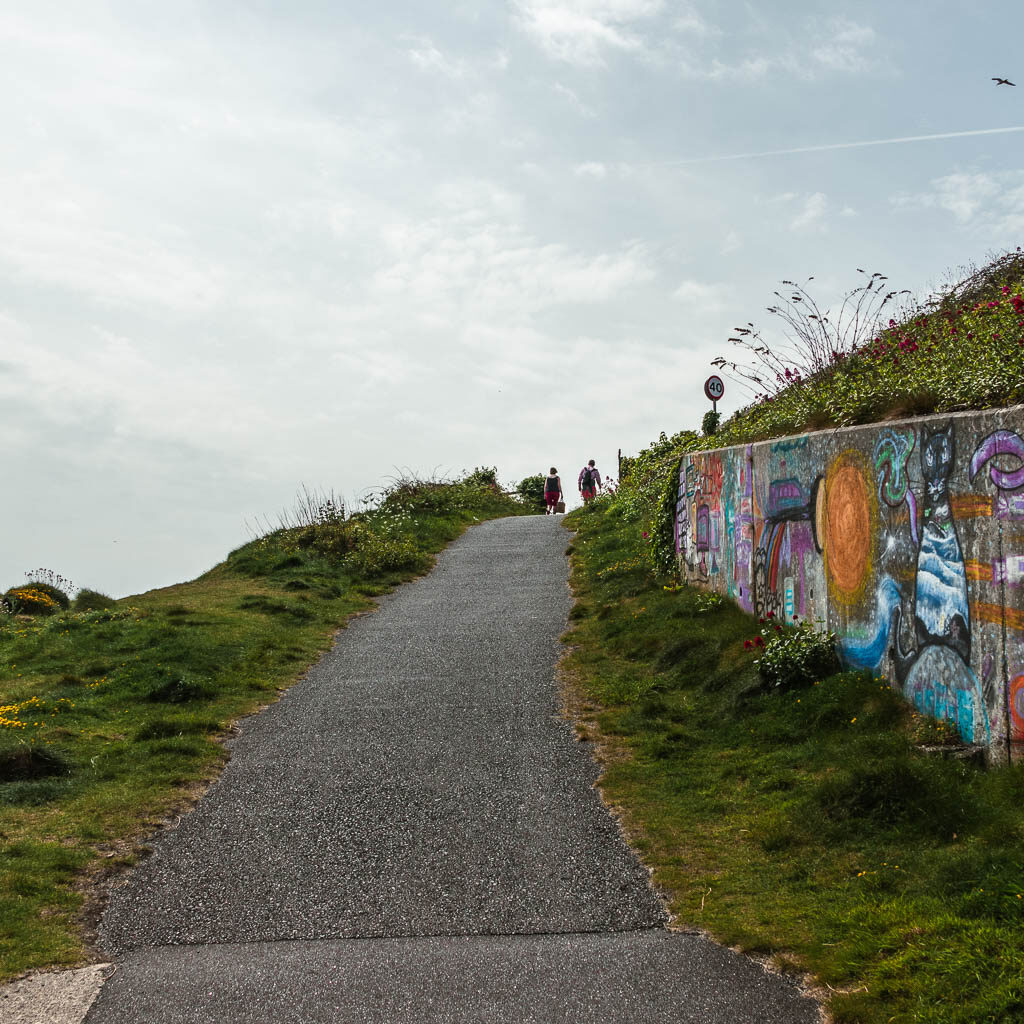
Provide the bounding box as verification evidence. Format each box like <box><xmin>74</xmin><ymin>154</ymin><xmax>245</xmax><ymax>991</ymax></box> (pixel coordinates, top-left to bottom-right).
<box><xmin>675</xmin><ymin>405</ymin><xmax>1024</xmax><ymax>762</ymax></box>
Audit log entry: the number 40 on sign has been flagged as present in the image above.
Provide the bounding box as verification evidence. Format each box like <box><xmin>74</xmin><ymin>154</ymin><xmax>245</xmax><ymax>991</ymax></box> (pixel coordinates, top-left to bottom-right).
<box><xmin>704</xmin><ymin>374</ymin><xmax>725</xmax><ymax>409</ymax></box>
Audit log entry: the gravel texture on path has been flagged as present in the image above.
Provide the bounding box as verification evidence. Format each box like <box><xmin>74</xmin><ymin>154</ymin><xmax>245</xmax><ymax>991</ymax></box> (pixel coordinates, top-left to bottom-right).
<box><xmin>86</xmin><ymin>516</ymin><xmax>818</xmax><ymax>1023</ymax></box>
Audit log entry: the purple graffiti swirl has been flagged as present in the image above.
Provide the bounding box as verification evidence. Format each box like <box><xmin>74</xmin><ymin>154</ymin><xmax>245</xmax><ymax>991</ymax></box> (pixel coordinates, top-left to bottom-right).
<box><xmin>969</xmin><ymin>430</ymin><xmax>1024</xmax><ymax>491</ymax></box>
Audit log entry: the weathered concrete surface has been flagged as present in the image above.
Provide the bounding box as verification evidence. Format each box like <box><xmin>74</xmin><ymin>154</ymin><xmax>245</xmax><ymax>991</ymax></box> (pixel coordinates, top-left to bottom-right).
<box><xmin>0</xmin><ymin>965</ymin><xmax>110</xmax><ymax>1024</ymax></box>
<box><xmin>675</xmin><ymin>404</ymin><xmax>1024</xmax><ymax>761</ymax></box>
<box><xmin>86</xmin><ymin>516</ymin><xmax>818</xmax><ymax>1023</ymax></box>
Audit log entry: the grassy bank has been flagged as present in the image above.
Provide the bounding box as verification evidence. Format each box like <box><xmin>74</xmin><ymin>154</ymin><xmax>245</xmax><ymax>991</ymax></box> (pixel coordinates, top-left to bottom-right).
<box><xmin>0</xmin><ymin>471</ymin><xmax>527</xmax><ymax>982</ymax></box>
<box><xmin>562</xmin><ymin>498</ymin><xmax>1024</xmax><ymax>1024</ymax></box>
<box><xmin>713</xmin><ymin>251</ymin><xmax>1024</xmax><ymax>445</ymax></box>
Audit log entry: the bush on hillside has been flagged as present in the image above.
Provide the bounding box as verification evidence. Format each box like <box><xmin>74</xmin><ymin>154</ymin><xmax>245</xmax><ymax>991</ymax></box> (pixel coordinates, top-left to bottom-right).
<box><xmin>613</xmin><ymin>430</ymin><xmax>701</xmax><ymax>577</ymax></box>
<box><xmin>754</xmin><ymin>619</ymin><xmax>840</xmax><ymax>691</ymax></box>
<box><xmin>516</xmin><ymin>474</ymin><xmax>546</xmax><ymax>512</ymax></box>
<box><xmin>2</xmin><ymin>585</ymin><xmax>61</xmax><ymax>616</ymax></box>
<box><xmin>72</xmin><ymin>588</ymin><xmax>117</xmax><ymax>612</ymax></box>
<box><xmin>461</xmin><ymin>466</ymin><xmax>500</xmax><ymax>489</ymax></box>
<box><xmin>23</xmin><ymin>570</ymin><xmax>74</xmax><ymax>608</ymax></box>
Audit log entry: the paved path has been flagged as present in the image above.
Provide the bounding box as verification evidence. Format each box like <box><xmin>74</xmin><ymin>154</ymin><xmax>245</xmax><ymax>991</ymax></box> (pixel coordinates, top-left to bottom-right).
<box><xmin>86</xmin><ymin>517</ymin><xmax>818</xmax><ymax>1023</ymax></box>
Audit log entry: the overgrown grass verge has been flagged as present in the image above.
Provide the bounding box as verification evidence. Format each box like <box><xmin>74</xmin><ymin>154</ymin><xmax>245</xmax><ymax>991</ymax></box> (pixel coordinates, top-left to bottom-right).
<box><xmin>562</xmin><ymin>498</ymin><xmax>1024</xmax><ymax>1024</ymax></box>
<box><xmin>0</xmin><ymin>472</ymin><xmax>528</xmax><ymax>982</ymax></box>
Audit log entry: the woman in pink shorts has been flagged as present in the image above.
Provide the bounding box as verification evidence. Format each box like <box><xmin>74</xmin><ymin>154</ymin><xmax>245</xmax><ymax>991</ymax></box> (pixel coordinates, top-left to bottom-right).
<box><xmin>544</xmin><ymin>467</ymin><xmax>563</xmax><ymax>514</ymax></box>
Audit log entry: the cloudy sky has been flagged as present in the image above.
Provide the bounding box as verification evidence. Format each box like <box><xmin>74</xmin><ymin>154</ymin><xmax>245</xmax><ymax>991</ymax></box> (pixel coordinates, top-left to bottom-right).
<box><xmin>2</xmin><ymin>0</ymin><xmax>1023</xmax><ymax>597</ymax></box>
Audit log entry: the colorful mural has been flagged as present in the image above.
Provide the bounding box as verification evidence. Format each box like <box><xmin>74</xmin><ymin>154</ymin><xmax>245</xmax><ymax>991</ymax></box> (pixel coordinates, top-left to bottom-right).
<box><xmin>676</xmin><ymin>406</ymin><xmax>1024</xmax><ymax>762</ymax></box>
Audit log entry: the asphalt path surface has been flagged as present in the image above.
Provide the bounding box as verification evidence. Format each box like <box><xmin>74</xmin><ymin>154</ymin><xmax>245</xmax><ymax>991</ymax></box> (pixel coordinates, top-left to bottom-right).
<box><xmin>86</xmin><ymin>516</ymin><xmax>818</xmax><ymax>1023</ymax></box>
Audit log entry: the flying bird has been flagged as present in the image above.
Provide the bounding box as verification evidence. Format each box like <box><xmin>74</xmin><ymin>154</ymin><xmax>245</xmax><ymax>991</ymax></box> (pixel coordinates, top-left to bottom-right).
<box><xmin>993</xmin><ymin>77</ymin><xmax>1016</xmax><ymax>86</ymax></box>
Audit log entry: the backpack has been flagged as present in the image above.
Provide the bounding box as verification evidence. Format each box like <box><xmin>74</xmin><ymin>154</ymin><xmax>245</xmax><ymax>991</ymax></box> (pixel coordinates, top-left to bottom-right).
<box><xmin>581</xmin><ymin>467</ymin><xmax>594</xmax><ymax>489</ymax></box>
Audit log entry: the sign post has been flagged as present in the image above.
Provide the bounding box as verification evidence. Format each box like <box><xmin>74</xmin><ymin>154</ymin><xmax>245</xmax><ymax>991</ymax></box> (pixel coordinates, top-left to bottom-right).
<box><xmin>703</xmin><ymin>374</ymin><xmax>725</xmax><ymax>412</ymax></box>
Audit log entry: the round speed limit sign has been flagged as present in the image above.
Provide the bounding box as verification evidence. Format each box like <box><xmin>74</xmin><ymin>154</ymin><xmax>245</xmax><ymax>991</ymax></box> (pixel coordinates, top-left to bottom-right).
<box><xmin>704</xmin><ymin>375</ymin><xmax>725</xmax><ymax>402</ymax></box>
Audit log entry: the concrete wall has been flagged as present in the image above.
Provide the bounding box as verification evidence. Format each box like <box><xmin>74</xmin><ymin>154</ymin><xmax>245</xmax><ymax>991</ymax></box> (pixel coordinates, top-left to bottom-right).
<box><xmin>674</xmin><ymin>405</ymin><xmax>1024</xmax><ymax>763</ymax></box>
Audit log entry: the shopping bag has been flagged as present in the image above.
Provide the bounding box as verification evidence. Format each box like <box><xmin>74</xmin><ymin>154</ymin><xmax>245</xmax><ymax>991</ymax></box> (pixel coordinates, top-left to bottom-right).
<box><xmin>556</xmin><ymin>501</ymin><xmax>566</xmax><ymax>514</ymax></box>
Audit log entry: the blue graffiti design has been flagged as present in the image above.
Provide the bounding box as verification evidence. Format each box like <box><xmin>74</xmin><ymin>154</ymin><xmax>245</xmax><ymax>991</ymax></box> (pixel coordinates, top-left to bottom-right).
<box><xmin>840</xmin><ymin>576</ymin><xmax>903</xmax><ymax>669</ymax></box>
<box><xmin>915</xmin><ymin>521</ymin><xmax>970</xmax><ymax>638</ymax></box>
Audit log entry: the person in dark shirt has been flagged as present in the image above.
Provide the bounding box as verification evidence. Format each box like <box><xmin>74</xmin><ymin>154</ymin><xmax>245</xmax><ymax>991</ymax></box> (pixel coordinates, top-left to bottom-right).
<box><xmin>544</xmin><ymin>468</ymin><xmax>563</xmax><ymax>514</ymax></box>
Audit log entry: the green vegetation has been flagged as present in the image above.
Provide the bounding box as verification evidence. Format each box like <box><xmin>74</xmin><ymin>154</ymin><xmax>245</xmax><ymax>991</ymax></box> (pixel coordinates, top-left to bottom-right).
<box><xmin>0</xmin><ymin>470</ymin><xmax>527</xmax><ymax>982</ymax></box>
<box><xmin>516</xmin><ymin>473</ymin><xmax>547</xmax><ymax>512</ymax></box>
<box><xmin>713</xmin><ymin>250</ymin><xmax>1024</xmax><ymax>446</ymax></box>
<box><xmin>563</xmin><ymin>498</ymin><xmax>1024</xmax><ymax>1023</ymax></box>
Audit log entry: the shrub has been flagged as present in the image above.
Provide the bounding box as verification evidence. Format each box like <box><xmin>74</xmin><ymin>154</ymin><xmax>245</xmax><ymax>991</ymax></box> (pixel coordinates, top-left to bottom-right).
<box><xmin>755</xmin><ymin>619</ymin><xmax>839</xmax><ymax>691</ymax></box>
<box><xmin>296</xmin><ymin>520</ymin><xmax>358</xmax><ymax>560</ymax></box>
<box><xmin>2</xmin><ymin>585</ymin><xmax>60</xmax><ymax>616</ymax></box>
<box><xmin>461</xmin><ymin>466</ymin><xmax>499</xmax><ymax>488</ymax></box>
<box><xmin>24</xmin><ymin>569</ymin><xmax>74</xmax><ymax>608</ymax></box>
<box><xmin>72</xmin><ymin>588</ymin><xmax>117</xmax><ymax>612</ymax></box>
<box><xmin>516</xmin><ymin>474</ymin><xmax>547</xmax><ymax>512</ymax></box>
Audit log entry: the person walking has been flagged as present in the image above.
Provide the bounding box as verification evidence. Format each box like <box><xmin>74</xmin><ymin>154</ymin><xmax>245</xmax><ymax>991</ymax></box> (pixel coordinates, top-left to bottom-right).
<box><xmin>578</xmin><ymin>459</ymin><xmax>602</xmax><ymax>503</ymax></box>
<box><xmin>544</xmin><ymin>467</ymin><xmax>563</xmax><ymax>514</ymax></box>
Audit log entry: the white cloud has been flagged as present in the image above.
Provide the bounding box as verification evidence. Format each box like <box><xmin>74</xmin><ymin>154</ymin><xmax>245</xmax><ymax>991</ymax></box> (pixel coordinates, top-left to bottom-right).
<box><xmin>720</xmin><ymin>230</ymin><xmax>742</xmax><ymax>254</ymax></box>
<box><xmin>672</xmin><ymin>280</ymin><xmax>729</xmax><ymax>312</ymax></box>
<box><xmin>673</xmin><ymin>8</ymin><xmax>718</xmax><ymax>37</ymax></box>
<box><xmin>512</xmin><ymin>0</ymin><xmax>664</xmax><ymax>66</ymax></box>
<box><xmin>791</xmin><ymin>192</ymin><xmax>828</xmax><ymax>232</ymax></box>
<box><xmin>407</xmin><ymin>38</ymin><xmax>467</xmax><ymax>77</ymax></box>
<box><xmin>574</xmin><ymin>161</ymin><xmax>608</xmax><ymax>178</ymax></box>
<box><xmin>811</xmin><ymin>19</ymin><xmax>876</xmax><ymax>72</ymax></box>
<box><xmin>554</xmin><ymin>81</ymin><xmax>597</xmax><ymax>117</ymax></box>
<box><xmin>371</xmin><ymin>213</ymin><xmax>655</xmax><ymax>318</ymax></box>
<box><xmin>893</xmin><ymin>172</ymin><xmax>1005</xmax><ymax>223</ymax></box>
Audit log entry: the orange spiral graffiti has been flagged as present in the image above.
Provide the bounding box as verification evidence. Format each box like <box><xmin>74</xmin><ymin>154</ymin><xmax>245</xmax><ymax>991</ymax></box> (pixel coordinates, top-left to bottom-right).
<box><xmin>823</xmin><ymin>450</ymin><xmax>876</xmax><ymax>607</ymax></box>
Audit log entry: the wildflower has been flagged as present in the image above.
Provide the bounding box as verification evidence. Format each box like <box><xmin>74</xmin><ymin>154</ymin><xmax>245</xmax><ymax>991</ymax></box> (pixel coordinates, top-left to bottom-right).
<box><xmin>744</xmin><ymin>640</ymin><xmax>753</xmax><ymax>650</ymax></box>
<box><xmin>754</xmin><ymin>635</ymin><xmax>764</xmax><ymax>648</ymax></box>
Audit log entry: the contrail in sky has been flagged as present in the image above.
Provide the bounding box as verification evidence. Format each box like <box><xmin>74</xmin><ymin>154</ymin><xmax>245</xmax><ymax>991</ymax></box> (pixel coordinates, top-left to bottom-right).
<box><xmin>656</xmin><ymin>126</ymin><xmax>1024</xmax><ymax>166</ymax></box>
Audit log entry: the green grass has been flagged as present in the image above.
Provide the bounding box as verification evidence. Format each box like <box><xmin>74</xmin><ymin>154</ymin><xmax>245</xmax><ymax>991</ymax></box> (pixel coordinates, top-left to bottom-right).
<box><xmin>562</xmin><ymin>498</ymin><xmax>1024</xmax><ymax>1024</ymax></box>
<box><xmin>0</xmin><ymin>473</ymin><xmax>529</xmax><ymax>982</ymax></box>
